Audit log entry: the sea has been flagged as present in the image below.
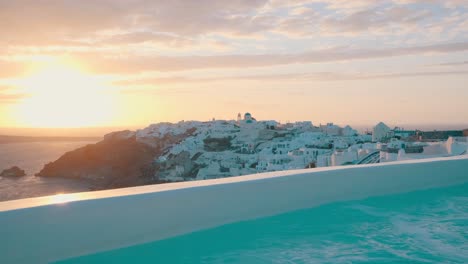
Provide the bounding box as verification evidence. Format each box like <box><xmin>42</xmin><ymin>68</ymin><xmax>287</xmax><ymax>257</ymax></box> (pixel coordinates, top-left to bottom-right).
<box><xmin>0</xmin><ymin>140</ymin><xmax>98</xmax><ymax>202</ymax></box>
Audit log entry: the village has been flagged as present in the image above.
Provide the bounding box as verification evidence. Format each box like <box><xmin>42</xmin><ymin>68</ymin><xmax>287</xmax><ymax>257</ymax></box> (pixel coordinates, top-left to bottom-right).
<box><xmin>133</xmin><ymin>113</ymin><xmax>468</xmax><ymax>182</ymax></box>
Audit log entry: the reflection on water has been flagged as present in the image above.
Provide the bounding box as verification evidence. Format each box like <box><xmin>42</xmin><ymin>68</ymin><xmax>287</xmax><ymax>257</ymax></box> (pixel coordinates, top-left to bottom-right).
<box><xmin>0</xmin><ymin>141</ymin><xmax>97</xmax><ymax>201</ymax></box>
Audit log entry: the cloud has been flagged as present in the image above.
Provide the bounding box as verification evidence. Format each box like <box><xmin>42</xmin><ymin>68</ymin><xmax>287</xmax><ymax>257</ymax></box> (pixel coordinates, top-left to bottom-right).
<box><xmin>0</xmin><ymin>86</ymin><xmax>26</xmax><ymax>104</ymax></box>
<box><xmin>313</xmin><ymin>0</ymin><xmax>467</xmax><ymax>10</ymax></box>
<box><xmin>437</xmin><ymin>61</ymin><xmax>468</xmax><ymax>66</ymax></box>
<box><xmin>272</xmin><ymin>1</ymin><xmax>466</xmax><ymax>38</ymax></box>
<box><xmin>114</xmin><ymin>69</ymin><xmax>468</xmax><ymax>88</ymax></box>
<box><xmin>0</xmin><ymin>0</ymin><xmax>271</xmax><ymax>47</ymax></box>
<box><xmin>81</xmin><ymin>41</ymin><xmax>468</xmax><ymax>74</ymax></box>
<box><xmin>1</xmin><ymin>41</ymin><xmax>467</xmax><ymax>78</ymax></box>
<box><xmin>0</xmin><ymin>0</ymin><xmax>466</xmax><ymax>79</ymax></box>
<box><xmin>392</xmin><ymin>0</ymin><xmax>468</xmax><ymax>9</ymax></box>
<box><xmin>0</xmin><ymin>93</ymin><xmax>25</xmax><ymax>103</ymax></box>
<box><xmin>97</xmin><ymin>32</ymin><xmax>196</xmax><ymax>47</ymax></box>
<box><xmin>0</xmin><ymin>60</ymin><xmax>29</xmax><ymax>78</ymax></box>
<box><xmin>1</xmin><ymin>0</ymin><xmax>466</xmax><ymax>49</ymax></box>
<box><xmin>321</xmin><ymin>6</ymin><xmax>433</xmax><ymax>34</ymax></box>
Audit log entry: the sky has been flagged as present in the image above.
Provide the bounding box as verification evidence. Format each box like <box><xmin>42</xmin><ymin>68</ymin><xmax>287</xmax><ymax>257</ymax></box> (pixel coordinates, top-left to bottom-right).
<box><xmin>0</xmin><ymin>0</ymin><xmax>467</xmax><ymax>130</ymax></box>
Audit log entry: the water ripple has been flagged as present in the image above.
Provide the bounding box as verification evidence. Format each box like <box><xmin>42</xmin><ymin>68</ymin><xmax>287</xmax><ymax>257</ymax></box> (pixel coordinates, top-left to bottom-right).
<box><xmin>60</xmin><ymin>183</ymin><xmax>468</xmax><ymax>264</ymax></box>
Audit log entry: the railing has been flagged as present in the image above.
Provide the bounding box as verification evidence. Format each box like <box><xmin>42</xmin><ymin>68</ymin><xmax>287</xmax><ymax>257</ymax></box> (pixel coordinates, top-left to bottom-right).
<box><xmin>357</xmin><ymin>151</ymin><xmax>380</xmax><ymax>164</ymax></box>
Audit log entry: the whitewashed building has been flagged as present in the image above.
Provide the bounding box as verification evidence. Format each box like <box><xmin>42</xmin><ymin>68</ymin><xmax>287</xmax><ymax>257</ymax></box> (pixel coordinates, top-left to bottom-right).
<box><xmin>373</xmin><ymin>122</ymin><xmax>392</xmax><ymax>142</ymax></box>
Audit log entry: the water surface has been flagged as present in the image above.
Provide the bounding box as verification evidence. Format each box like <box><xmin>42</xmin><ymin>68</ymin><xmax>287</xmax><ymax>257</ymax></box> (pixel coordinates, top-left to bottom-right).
<box><xmin>61</xmin><ymin>183</ymin><xmax>468</xmax><ymax>264</ymax></box>
<box><xmin>0</xmin><ymin>141</ymin><xmax>96</xmax><ymax>201</ymax></box>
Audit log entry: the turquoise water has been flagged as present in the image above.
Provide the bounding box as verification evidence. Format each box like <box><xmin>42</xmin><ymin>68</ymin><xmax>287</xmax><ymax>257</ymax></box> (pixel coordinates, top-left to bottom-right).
<box><xmin>61</xmin><ymin>183</ymin><xmax>468</xmax><ymax>264</ymax></box>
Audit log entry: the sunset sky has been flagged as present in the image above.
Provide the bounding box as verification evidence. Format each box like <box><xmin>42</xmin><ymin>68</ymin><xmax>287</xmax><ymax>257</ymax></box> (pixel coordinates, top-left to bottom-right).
<box><xmin>0</xmin><ymin>0</ymin><xmax>467</xmax><ymax>129</ymax></box>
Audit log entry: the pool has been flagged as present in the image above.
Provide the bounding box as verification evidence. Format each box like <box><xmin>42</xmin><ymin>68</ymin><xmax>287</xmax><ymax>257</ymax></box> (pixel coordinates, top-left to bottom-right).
<box><xmin>1</xmin><ymin>156</ymin><xmax>468</xmax><ymax>263</ymax></box>
<box><xmin>59</xmin><ymin>183</ymin><xmax>468</xmax><ymax>264</ymax></box>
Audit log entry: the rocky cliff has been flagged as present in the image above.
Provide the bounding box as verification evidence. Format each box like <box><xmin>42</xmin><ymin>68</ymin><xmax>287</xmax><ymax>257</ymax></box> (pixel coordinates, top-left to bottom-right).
<box><xmin>36</xmin><ymin>127</ymin><xmax>197</xmax><ymax>189</ymax></box>
<box><xmin>36</xmin><ymin>134</ymin><xmax>158</xmax><ymax>189</ymax></box>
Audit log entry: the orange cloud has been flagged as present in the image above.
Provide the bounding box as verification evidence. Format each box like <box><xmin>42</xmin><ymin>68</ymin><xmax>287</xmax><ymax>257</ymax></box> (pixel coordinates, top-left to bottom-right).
<box><xmin>0</xmin><ymin>86</ymin><xmax>27</xmax><ymax>104</ymax></box>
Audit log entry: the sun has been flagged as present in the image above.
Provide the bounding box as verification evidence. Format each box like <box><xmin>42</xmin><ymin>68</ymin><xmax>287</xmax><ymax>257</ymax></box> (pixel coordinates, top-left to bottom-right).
<box><xmin>12</xmin><ymin>59</ymin><xmax>116</xmax><ymax>128</ymax></box>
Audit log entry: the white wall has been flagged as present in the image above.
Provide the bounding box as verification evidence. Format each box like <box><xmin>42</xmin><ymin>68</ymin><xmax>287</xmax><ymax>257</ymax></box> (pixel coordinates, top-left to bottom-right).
<box><xmin>331</xmin><ymin>150</ymin><xmax>358</xmax><ymax>166</ymax></box>
<box><xmin>1</xmin><ymin>156</ymin><xmax>468</xmax><ymax>264</ymax></box>
<box><xmin>446</xmin><ymin>137</ymin><xmax>468</xmax><ymax>155</ymax></box>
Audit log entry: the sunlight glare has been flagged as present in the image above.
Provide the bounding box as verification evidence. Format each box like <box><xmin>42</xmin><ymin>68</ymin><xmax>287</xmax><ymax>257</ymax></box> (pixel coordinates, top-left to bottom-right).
<box><xmin>13</xmin><ymin>59</ymin><xmax>116</xmax><ymax>127</ymax></box>
<box><xmin>48</xmin><ymin>193</ymin><xmax>83</xmax><ymax>204</ymax></box>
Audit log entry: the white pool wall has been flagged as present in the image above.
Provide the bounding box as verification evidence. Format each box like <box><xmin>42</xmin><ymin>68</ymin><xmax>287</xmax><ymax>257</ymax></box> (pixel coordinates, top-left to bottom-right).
<box><xmin>1</xmin><ymin>155</ymin><xmax>467</xmax><ymax>263</ymax></box>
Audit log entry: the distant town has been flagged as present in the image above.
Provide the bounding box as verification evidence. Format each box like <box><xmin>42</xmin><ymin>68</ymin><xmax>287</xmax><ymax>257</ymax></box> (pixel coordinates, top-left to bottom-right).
<box><xmin>130</xmin><ymin>112</ymin><xmax>468</xmax><ymax>182</ymax></box>
<box><xmin>3</xmin><ymin>112</ymin><xmax>468</xmax><ymax>193</ymax></box>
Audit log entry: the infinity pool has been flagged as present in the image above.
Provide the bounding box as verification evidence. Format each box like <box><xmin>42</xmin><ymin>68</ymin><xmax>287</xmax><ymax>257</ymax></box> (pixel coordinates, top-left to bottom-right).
<box><xmin>59</xmin><ymin>183</ymin><xmax>468</xmax><ymax>264</ymax></box>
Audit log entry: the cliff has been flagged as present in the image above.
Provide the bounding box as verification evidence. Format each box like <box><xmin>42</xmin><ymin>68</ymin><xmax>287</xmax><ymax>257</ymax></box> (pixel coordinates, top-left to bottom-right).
<box><xmin>36</xmin><ymin>133</ymin><xmax>159</xmax><ymax>189</ymax></box>
<box><xmin>36</xmin><ymin>127</ymin><xmax>197</xmax><ymax>189</ymax></box>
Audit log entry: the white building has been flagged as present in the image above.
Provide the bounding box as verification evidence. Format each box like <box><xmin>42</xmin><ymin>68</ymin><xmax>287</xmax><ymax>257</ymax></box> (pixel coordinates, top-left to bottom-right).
<box><xmin>331</xmin><ymin>150</ymin><xmax>358</xmax><ymax>166</ymax></box>
<box><xmin>341</xmin><ymin>125</ymin><xmax>358</xmax><ymax>137</ymax></box>
<box><xmin>317</xmin><ymin>154</ymin><xmax>332</xmax><ymax>167</ymax></box>
<box><xmin>293</xmin><ymin>121</ymin><xmax>313</xmax><ymax>131</ymax></box>
<box><xmin>259</xmin><ymin>120</ymin><xmax>278</xmax><ymax>130</ymax></box>
<box><xmin>446</xmin><ymin>137</ymin><xmax>468</xmax><ymax>155</ymax></box>
<box><xmin>321</xmin><ymin>123</ymin><xmax>342</xmax><ymax>136</ymax></box>
<box><xmin>243</xmin><ymin>113</ymin><xmax>255</xmax><ymax>124</ymax></box>
<box><xmin>333</xmin><ymin>139</ymin><xmax>349</xmax><ymax>150</ymax></box>
<box><xmin>373</xmin><ymin>122</ymin><xmax>391</xmax><ymax>142</ymax></box>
